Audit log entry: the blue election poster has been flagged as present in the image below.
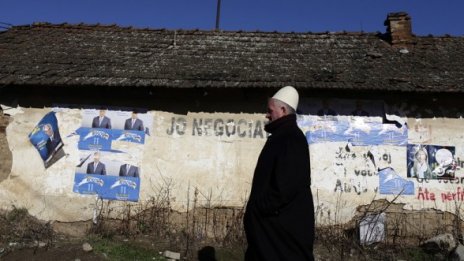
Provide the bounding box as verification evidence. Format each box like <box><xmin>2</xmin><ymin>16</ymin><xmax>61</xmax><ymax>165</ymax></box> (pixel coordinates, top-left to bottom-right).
<box><xmin>76</xmin><ymin>128</ymin><xmax>145</xmax><ymax>151</ymax></box>
<box><xmin>72</xmin><ymin>107</ymin><xmax>149</xmax><ymax>202</ymax></box>
<box><xmin>74</xmin><ymin>174</ymin><xmax>140</xmax><ymax>201</ymax></box>
<box><xmin>379</xmin><ymin>168</ymin><xmax>414</xmax><ymax>195</ymax></box>
<box><xmin>28</xmin><ymin>112</ymin><xmax>64</xmax><ymax>168</ymax></box>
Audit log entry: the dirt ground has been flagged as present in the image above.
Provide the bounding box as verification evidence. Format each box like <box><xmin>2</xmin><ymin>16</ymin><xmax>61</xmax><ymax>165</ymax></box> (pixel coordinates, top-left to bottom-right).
<box><xmin>0</xmin><ymin>240</ymin><xmax>322</xmax><ymax>261</ymax></box>
<box><xmin>0</xmin><ymin>238</ymin><xmax>434</xmax><ymax>261</ymax></box>
<box><xmin>0</xmin><ymin>207</ymin><xmax>435</xmax><ymax>261</ymax></box>
<box><xmin>1</xmin><ymin>243</ymin><xmax>104</xmax><ymax>261</ymax></box>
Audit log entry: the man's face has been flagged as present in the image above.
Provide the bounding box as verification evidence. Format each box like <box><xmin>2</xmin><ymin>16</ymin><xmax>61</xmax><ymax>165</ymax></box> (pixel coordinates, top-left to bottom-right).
<box><xmin>131</xmin><ymin>112</ymin><xmax>137</xmax><ymax>119</ymax></box>
<box><xmin>266</xmin><ymin>99</ymin><xmax>286</xmax><ymax>122</ymax></box>
<box><xmin>43</xmin><ymin>125</ymin><xmax>53</xmax><ymax>137</ymax></box>
<box><xmin>99</xmin><ymin>110</ymin><xmax>106</xmax><ymax>117</ymax></box>
<box><xmin>94</xmin><ymin>153</ymin><xmax>100</xmax><ymax>163</ymax></box>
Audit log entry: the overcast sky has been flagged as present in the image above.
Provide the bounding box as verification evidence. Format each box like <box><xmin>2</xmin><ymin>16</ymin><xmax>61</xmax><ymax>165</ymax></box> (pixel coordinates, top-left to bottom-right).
<box><xmin>1</xmin><ymin>0</ymin><xmax>463</xmax><ymax>36</ymax></box>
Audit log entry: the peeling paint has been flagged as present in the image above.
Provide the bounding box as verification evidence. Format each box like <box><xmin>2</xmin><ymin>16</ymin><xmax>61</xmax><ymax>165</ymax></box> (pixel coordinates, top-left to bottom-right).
<box><xmin>4</xmin><ymin>105</ymin><xmax>464</xmax><ymax>227</ymax></box>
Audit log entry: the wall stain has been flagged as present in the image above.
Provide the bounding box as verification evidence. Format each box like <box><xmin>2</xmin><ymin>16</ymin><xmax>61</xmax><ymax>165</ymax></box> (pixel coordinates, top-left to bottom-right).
<box><xmin>0</xmin><ymin>112</ymin><xmax>12</xmax><ymax>182</ymax></box>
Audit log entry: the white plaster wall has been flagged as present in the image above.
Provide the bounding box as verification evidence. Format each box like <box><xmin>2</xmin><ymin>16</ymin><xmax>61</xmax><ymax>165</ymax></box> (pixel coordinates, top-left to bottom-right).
<box><xmin>312</xmin><ymin>117</ymin><xmax>464</xmax><ymax>225</ymax></box>
<box><xmin>143</xmin><ymin>111</ymin><xmax>266</xmax><ymax>212</ymax></box>
<box><xmin>0</xmin><ymin>107</ymin><xmax>266</xmax><ymax>222</ymax></box>
<box><xmin>1</xmin><ymin>107</ymin><xmax>97</xmax><ymax>221</ymax></box>
<box><xmin>3</xmin><ymin>105</ymin><xmax>464</xmax><ymax>225</ymax></box>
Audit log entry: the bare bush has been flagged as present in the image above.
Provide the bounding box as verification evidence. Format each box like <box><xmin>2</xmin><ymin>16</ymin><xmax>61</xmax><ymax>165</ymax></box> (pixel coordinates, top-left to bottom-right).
<box><xmin>0</xmin><ymin>206</ymin><xmax>54</xmax><ymax>250</ymax></box>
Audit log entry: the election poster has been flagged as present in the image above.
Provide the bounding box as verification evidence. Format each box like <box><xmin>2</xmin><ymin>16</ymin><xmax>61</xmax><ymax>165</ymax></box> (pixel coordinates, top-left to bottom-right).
<box><xmin>72</xmin><ymin>107</ymin><xmax>151</xmax><ymax>202</ymax></box>
<box><xmin>407</xmin><ymin>144</ymin><xmax>456</xmax><ymax>180</ymax></box>
<box><xmin>28</xmin><ymin>112</ymin><xmax>65</xmax><ymax>168</ymax></box>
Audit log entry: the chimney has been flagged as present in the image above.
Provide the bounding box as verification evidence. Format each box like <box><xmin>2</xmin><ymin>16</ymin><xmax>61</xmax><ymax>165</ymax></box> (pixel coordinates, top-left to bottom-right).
<box><xmin>384</xmin><ymin>12</ymin><xmax>414</xmax><ymax>48</ymax></box>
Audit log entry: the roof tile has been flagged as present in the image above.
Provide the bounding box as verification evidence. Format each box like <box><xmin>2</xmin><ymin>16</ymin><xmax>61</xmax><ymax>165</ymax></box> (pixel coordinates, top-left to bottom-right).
<box><xmin>0</xmin><ymin>23</ymin><xmax>463</xmax><ymax>92</ymax></box>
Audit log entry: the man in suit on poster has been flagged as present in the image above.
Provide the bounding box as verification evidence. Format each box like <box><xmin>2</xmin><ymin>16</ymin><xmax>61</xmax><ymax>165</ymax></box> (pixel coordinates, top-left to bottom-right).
<box><xmin>86</xmin><ymin>152</ymin><xmax>106</xmax><ymax>175</ymax></box>
<box><xmin>43</xmin><ymin>123</ymin><xmax>63</xmax><ymax>160</ymax></box>
<box><xmin>119</xmin><ymin>163</ymin><xmax>140</xmax><ymax>178</ymax></box>
<box><xmin>92</xmin><ymin>109</ymin><xmax>112</xmax><ymax>129</ymax></box>
<box><xmin>124</xmin><ymin>111</ymin><xmax>144</xmax><ymax>131</ymax></box>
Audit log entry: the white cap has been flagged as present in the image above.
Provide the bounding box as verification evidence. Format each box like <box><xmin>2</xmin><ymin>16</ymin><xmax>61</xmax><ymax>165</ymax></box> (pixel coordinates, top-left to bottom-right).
<box><xmin>272</xmin><ymin>86</ymin><xmax>299</xmax><ymax>111</ymax></box>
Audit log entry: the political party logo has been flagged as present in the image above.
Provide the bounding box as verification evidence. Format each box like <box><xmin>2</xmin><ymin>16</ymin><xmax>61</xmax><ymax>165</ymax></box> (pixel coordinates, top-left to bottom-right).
<box><xmin>77</xmin><ymin>176</ymin><xmax>105</xmax><ymax>187</ymax></box>
<box><xmin>110</xmin><ymin>178</ymin><xmax>138</xmax><ymax>189</ymax></box>
<box><xmin>76</xmin><ymin>127</ymin><xmax>113</xmax><ymax>151</ymax></box>
<box><xmin>82</xmin><ymin>130</ymin><xmax>111</xmax><ymax>141</ymax></box>
<box><xmin>73</xmin><ymin>174</ymin><xmax>105</xmax><ymax>195</ymax></box>
<box><xmin>115</xmin><ymin>131</ymin><xmax>144</xmax><ymax>143</ymax></box>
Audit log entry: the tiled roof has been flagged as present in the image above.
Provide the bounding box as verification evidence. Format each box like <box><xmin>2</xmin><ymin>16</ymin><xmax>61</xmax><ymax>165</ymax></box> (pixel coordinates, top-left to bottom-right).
<box><xmin>0</xmin><ymin>23</ymin><xmax>463</xmax><ymax>92</ymax></box>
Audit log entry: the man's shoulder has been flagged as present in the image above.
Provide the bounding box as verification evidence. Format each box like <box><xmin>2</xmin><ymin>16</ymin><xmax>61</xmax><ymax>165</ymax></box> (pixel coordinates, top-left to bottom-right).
<box><xmin>271</xmin><ymin>127</ymin><xmax>306</xmax><ymax>145</ymax></box>
<box><xmin>286</xmin><ymin>127</ymin><xmax>308</xmax><ymax>146</ymax></box>
<box><xmin>289</xmin><ymin>124</ymin><xmax>306</xmax><ymax>137</ymax></box>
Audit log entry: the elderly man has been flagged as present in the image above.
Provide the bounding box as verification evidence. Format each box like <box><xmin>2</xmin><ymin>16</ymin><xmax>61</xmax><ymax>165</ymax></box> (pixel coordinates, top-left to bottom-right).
<box><xmin>244</xmin><ymin>86</ymin><xmax>314</xmax><ymax>260</ymax></box>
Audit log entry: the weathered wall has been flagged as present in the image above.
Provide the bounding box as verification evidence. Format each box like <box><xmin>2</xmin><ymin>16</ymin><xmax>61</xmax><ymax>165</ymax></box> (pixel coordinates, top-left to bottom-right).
<box><xmin>311</xmin><ymin>116</ymin><xmax>464</xmax><ymax>225</ymax></box>
<box><xmin>2</xmin><ymin>101</ymin><xmax>464</xmax><ymax>238</ymax></box>
<box><xmin>0</xmin><ymin>107</ymin><xmax>266</xmax><ymax>222</ymax></box>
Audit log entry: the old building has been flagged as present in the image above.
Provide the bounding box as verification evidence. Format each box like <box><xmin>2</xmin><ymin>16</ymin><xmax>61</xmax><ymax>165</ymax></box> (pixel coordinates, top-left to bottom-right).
<box><xmin>1</xmin><ymin>12</ymin><xmax>464</xmax><ymax>242</ymax></box>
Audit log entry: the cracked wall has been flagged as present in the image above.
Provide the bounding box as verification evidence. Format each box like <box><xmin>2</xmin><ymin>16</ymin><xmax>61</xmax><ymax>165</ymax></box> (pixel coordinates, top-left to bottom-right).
<box><xmin>2</xmin><ymin>100</ymin><xmax>464</xmax><ymax>240</ymax></box>
<box><xmin>0</xmin><ymin>107</ymin><xmax>266</xmax><ymax>222</ymax></box>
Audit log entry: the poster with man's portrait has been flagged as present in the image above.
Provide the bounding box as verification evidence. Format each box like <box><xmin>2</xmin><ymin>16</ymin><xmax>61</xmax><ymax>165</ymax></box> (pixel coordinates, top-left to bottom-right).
<box><xmin>28</xmin><ymin>112</ymin><xmax>65</xmax><ymax>168</ymax></box>
<box><xmin>76</xmin><ymin>108</ymin><xmax>152</xmax><ymax>151</ymax></box>
<box><xmin>73</xmin><ymin>150</ymin><xmax>141</xmax><ymax>201</ymax></box>
<box><xmin>71</xmin><ymin>105</ymin><xmax>147</xmax><ymax>202</ymax></box>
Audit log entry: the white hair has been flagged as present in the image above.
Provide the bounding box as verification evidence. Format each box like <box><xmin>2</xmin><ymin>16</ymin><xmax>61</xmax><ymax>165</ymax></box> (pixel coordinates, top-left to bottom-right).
<box><xmin>273</xmin><ymin>99</ymin><xmax>296</xmax><ymax>115</ymax></box>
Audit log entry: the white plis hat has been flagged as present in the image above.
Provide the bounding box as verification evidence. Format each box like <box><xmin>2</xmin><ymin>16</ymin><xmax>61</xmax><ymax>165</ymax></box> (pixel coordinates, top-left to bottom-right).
<box><xmin>272</xmin><ymin>86</ymin><xmax>299</xmax><ymax>111</ymax></box>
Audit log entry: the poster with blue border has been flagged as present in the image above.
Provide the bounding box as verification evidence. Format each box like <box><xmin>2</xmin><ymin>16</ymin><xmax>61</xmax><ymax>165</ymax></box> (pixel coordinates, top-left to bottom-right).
<box><xmin>72</xmin><ymin>107</ymin><xmax>151</xmax><ymax>202</ymax></box>
<box><xmin>73</xmin><ymin>174</ymin><xmax>140</xmax><ymax>201</ymax></box>
<box><xmin>76</xmin><ymin>128</ymin><xmax>145</xmax><ymax>151</ymax></box>
<box><xmin>28</xmin><ymin>111</ymin><xmax>65</xmax><ymax>168</ymax></box>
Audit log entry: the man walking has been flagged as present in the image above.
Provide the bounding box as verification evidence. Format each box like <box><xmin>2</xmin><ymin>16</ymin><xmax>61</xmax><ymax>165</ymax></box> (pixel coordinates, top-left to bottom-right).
<box><xmin>244</xmin><ymin>86</ymin><xmax>315</xmax><ymax>260</ymax></box>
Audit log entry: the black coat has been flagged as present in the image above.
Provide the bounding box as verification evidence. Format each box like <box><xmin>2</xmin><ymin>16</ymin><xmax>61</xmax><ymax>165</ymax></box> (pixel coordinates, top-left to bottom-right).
<box><xmin>244</xmin><ymin>114</ymin><xmax>314</xmax><ymax>261</ymax></box>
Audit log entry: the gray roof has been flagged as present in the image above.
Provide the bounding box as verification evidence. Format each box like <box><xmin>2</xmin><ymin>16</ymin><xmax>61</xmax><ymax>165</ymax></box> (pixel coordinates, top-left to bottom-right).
<box><xmin>0</xmin><ymin>23</ymin><xmax>464</xmax><ymax>92</ymax></box>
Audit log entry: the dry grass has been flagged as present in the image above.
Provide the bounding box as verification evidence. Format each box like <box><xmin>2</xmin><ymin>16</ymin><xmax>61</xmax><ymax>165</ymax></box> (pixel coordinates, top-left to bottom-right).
<box><xmin>0</xmin><ymin>206</ymin><xmax>54</xmax><ymax>250</ymax></box>
<box><xmin>87</xmin><ymin>184</ymin><xmax>247</xmax><ymax>260</ymax></box>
